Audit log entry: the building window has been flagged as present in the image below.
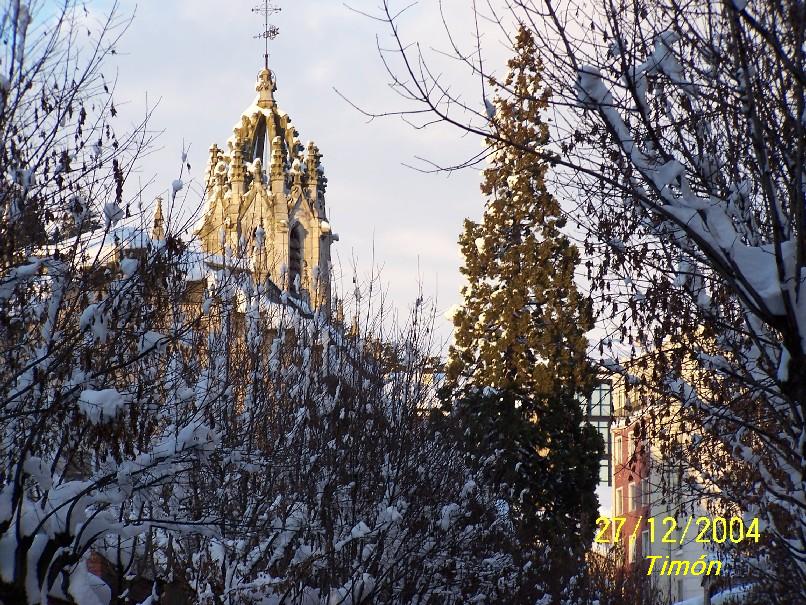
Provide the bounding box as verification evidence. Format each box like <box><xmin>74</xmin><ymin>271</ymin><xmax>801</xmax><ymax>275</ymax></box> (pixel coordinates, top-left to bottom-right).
<box><xmin>593</xmin><ymin>419</ymin><xmax>612</xmax><ymax>485</ymax></box>
<box><xmin>586</xmin><ymin>383</ymin><xmax>613</xmax><ymax>486</ymax></box>
<box><xmin>628</xmin><ymin>482</ymin><xmax>637</xmax><ymax>511</ymax></box>
<box><xmin>599</xmin><ymin>462</ymin><xmax>610</xmax><ymax>484</ymax></box>
<box><xmin>615</xmin><ymin>487</ymin><xmax>623</xmax><ymax>516</ymax></box>
<box><xmin>614</xmin><ymin>435</ymin><xmax>623</xmax><ymax>466</ymax></box>
<box><xmin>641</xmin><ymin>529</ymin><xmax>650</xmax><ymax>557</ymax></box>
<box><xmin>641</xmin><ymin>478</ymin><xmax>651</xmax><ymax>507</ymax></box>
<box><xmin>628</xmin><ymin>537</ymin><xmax>637</xmax><ymax>564</ymax></box>
<box><xmin>289</xmin><ymin>225</ymin><xmax>303</xmax><ymax>291</ymax></box>
<box><xmin>589</xmin><ymin>382</ymin><xmax>612</xmax><ymax>417</ymax></box>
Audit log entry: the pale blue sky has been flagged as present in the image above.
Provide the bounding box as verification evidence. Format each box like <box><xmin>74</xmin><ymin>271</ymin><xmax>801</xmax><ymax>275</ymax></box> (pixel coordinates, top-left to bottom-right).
<box><xmin>86</xmin><ymin>0</ymin><xmax>512</xmax><ymax>345</ymax></box>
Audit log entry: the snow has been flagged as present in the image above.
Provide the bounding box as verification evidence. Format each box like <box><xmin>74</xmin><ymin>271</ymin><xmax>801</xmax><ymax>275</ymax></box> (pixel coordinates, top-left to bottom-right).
<box><xmin>68</xmin><ymin>558</ymin><xmax>112</xmax><ymax>605</ymax></box>
<box><xmin>103</xmin><ymin>202</ymin><xmax>124</xmax><ymax>227</ymax></box>
<box><xmin>70</xmin><ymin>196</ymin><xmax>90</xmax><ymax>226</ymax></box>
<box><xmin>135</xmin><ymin>585</ymin><xmax>159</xmax><ymax>605</ymax></box>
<box><xmin>382</xmin><ymin>506</ymin><xmax>402</xmax><ymax>523</ymax></box>
<box><xmin>730</xmin><ymin>240</ymin><xmax>793</xmax><ymax>315</ymax></box>
<box><xmin>328</xmin><ymin>574</ymin><xmax>376</xmax><ymax>605</ymax></box>
<box><xmin>64</xmin><ymin>226</ymin><xmax>153</xmax><ymax>268</ymax></box>
<box><xmin>439</xmin><ymin>503</ymin><xmax>460</xmax><ymax>530</ymax></box>
<box><xmin>25</xmin><ymin>534</ymin><xmax>48</xmax><ymax>599</ymax></box>
<box><xmin>80</xmin><ymin>303</ymin><xmax>110</xmax><ymax>343</ymax></box>
<box><xmin>171</xmin><ymin>178</ymin><xmax>184</xmax><ymax>199</ymax></box>
<box><xmin>777</xmin><ymin>346</ymin><xmax>791</xmax><ymax>382</ymax></box>
<box><xmin>120</xmin><ymin>257</ymin><xmax>139</xmax><ymax>277</ymax></box>
<box><xmin>0</xmin><ymin>532</ymin><xmax>13</xmax><ymax>585</ymax></box>
<box><xmin>78</xmin><ymin>389</ymin><xmax>128</xmax><ymax>424</ymax></box>
<box><xmin>139</xmin><ymin>331</ymin><xmax>169</xmax><ymax>354</ymax></box>
<box><xmin>704</xmin><ymin>205</ymin><xmax>738</xmax><ymax>247</ymax></box>
<box><xmin>576</xmin><ymin>66</ymin><xmax>611</xmax><ymax>108</ymax></box>
<box><xmin>13</xmin><ymin>167</ymin><xmax>33</xmax><ymax>193</ymax></box>
<box><xmin>0</xmin><ymin>259</ymin><xmax>40</xmax><ymax>300</ymax></box>
<box><xmin>601</xmin><ymin>358</ymin><xmax>626</xmax><ymax>374</ymax></box>
<box><xmin>484</xmin><ymin>96</ymin><xmax>496</xmax><ymax>120</ymax></box>
<box><xmin>350</xmin><ymin>521</ymin><xmax>371</xmax><ymax>540</ymax></box>
<box><xmin>23</xmin><ymin>456</ymin><xmax>52</xmax><ymax>491</ymax></box>
<box><xmin>174</xmin><ymin>419</ymin><xmax>219</xmax><ymax>457</ymax></box>
<box><xmin>654</xmin><ymin>159</ymin><xmax>685</xmax><ymax>191</ymax></box>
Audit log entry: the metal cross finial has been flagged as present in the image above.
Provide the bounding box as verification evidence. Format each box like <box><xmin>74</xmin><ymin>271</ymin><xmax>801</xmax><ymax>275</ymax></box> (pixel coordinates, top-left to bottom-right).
<box><xmin>252</xmin><ymin>1</ymin><xmax>281</xmax><ymax>70</ymax></box>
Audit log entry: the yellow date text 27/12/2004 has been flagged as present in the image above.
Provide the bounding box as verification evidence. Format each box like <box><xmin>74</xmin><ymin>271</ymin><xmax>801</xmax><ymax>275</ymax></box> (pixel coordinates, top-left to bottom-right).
<box><xmin>594</xmin><ymin>516</ymin><xmax>761</xmax><ymax>546</ymax></box>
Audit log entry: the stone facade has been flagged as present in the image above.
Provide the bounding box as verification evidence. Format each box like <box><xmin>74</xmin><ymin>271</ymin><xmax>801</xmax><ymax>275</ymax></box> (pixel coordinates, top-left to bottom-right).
<box><xmin>195</xmin><ymin>67</ymin><xmax>336</xmax><ymax>312</ymax></box>
<box><xmin>611</xmin><ymin>370</ymin><xmax>714</xmax><ymax>603</ymax></box>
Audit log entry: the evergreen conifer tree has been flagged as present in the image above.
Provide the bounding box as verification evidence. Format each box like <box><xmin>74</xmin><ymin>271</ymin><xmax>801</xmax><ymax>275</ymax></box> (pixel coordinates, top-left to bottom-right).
<box><xmin>444</xmin><ymin>27</ymin><xmax>601</xmax><ymax>565</ymax></box>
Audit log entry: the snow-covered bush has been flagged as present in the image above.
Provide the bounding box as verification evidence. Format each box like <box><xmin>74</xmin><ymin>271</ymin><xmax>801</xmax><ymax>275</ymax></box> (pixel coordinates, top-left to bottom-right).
<box><xmin>0</xmin><ymin>3</ymin><xmax>216</xmax><ymax>602</ymax></box>
<box><xmin>145</xmin><ymin>273</ymin><xmax>557</xmax><ymax>604</ymax></box>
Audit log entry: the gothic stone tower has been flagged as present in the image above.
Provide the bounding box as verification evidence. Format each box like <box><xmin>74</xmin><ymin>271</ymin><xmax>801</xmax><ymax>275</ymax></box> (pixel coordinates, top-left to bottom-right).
<box><xmin>195</xmin><ymin>67</ymin><xmax>336</xmax><ymax>312</ymax></box>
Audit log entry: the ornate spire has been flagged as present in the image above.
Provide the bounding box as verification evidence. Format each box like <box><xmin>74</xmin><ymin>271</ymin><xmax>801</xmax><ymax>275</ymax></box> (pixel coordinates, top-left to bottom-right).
<box><xmin>206</xmin><ymin>143</ymin><xmax>222</xmax><ymax>187</ymax></box>
<box><xmin>305</xmin><ymin>141</ymin><xmax>322</xmax><ymax>195</ymax></box>
<box><xmin>231</xmin><ymin>137</ymin><xmax>246</xmax><ymax>197</ymax></box>
<box><xmin>271</xmin><ymin>136</ymin><xmax>284</xmax><ymax>187</ymax></box>
<box><xmin>151</xmin><ymin>197</ymin><xmax>165</xmax><ymax>240</ymax></box>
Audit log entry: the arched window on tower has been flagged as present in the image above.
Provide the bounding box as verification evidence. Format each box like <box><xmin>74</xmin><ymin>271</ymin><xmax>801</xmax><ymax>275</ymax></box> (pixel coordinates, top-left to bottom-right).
<box><xmin>289</xmin><ymin>225</ymin><xmax>303</xmax><ymax>292</ymax></box>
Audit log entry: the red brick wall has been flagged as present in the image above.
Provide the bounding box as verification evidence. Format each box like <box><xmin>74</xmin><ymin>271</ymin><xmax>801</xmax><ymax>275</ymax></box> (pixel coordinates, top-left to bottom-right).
<box><xmin>612</xmin><ymin>421</ymin><xmax>650</xmax><ymax>565</ymax></box>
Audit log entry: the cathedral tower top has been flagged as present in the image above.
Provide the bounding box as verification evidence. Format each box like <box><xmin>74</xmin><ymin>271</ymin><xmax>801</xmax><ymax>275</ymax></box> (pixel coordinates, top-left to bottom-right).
<box><xmin>194</xmin><ymin>7</ymin><xmax>336</xmax><ymax>313</ymax></box>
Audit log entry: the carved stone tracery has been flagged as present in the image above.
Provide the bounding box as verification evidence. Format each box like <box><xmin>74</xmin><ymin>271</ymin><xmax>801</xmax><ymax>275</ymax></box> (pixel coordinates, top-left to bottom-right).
<box><xmin>195</xmin><ymin>68</ymin><xmax>334</xmax><ymax>311</ymax></box>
